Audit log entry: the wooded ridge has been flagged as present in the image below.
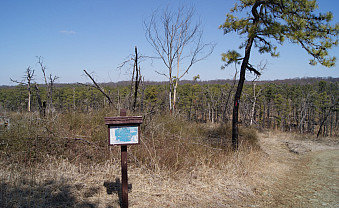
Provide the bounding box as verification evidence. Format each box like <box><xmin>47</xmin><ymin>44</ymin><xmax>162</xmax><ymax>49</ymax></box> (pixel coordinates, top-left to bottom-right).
<box><xmin>1</xmin><ymin>77</ymin><xmax>337</xmax><ymax>137</ymax></box>
<box><xmin>1</xmin><ymin>76</ymin><xmax>338</xmax><ymax>89</ymax></box>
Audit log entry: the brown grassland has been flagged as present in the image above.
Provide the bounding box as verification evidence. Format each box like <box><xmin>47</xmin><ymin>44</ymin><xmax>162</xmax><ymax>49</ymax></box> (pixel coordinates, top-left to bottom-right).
<box><xmin>0</xmin><ymin>109</ymin><xmax>338</xmax><ymax>207</ymax></box>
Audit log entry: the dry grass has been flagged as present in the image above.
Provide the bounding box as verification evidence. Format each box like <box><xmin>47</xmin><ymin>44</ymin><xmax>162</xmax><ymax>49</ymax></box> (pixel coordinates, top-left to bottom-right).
<box><xmin>1</xmin><ymin>149</ymin><xmax>265</xmax><ymax>207</ymax></box>
<box><xmin>0</xmin><ymin>110</ymin><xmax>267</xmax><ymax>207</ymax></box>
<box><xmin>0</xmin><ymin>156</ymin><xmax>121</xmax><ymax>207</ymax></box>
<box><xmin>246</xmin><ymin>131</ymin><xmax>339</xmax><ymax>207</ymax></box>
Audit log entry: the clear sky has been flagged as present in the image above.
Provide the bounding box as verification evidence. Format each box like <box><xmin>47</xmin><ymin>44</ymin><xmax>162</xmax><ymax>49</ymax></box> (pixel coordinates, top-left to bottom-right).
<box><xmin>1</xmin><ymin>0</ymin><xmax>338</xmax><ymax>86</ymax></box>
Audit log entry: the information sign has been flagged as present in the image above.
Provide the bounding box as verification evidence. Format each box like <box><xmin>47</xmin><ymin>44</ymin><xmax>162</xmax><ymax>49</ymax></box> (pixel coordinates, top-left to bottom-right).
<box><xmin>109</xmin><ymin>125</ymin><xmax>139</xmax><ymax>145</ymax></box>
<box><xmin>104</xmin><ymin>111</ymin><xmax>142</xmax><ymax>208</ymax></box>
<box><xmin>104</xmin><ymin>116</ymin><xmax>142</xmax><ymax>146</ymax></box>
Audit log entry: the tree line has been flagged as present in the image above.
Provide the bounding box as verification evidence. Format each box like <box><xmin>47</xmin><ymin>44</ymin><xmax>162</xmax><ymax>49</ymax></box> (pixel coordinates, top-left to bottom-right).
<box><xmin>1</xmin><ymin>78</ymin><xmax>338</xmax><ymax>137</ymax></box>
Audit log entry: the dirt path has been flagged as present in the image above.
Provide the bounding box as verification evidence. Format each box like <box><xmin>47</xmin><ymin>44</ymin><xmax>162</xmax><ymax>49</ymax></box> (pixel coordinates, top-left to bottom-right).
<box><xmin>251</xmin><ymin>133</ymin><xmax>339</xmax><ymax>208</ymax></box>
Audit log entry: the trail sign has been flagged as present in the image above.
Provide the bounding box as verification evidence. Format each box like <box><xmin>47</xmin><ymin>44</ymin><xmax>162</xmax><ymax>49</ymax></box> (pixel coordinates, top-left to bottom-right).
<box><xmin>109</xmin><ymin>125</ymin><xmax>138</xmax><ymax>145</ymax></box>
<box><xmin>105</xmin><ymin>116</ymin><xmax>142</xmax><ymax>145</ymax></box>
<box><xmin>104</xmin><ymin>110</ymin><xmax>142</xmax><ymax>208</ymax></box>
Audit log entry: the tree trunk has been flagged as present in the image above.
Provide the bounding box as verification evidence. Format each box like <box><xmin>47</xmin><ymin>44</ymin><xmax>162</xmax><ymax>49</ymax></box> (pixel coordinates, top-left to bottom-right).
<box><xmin>232</xmin><ymin>37</ymin><xmax>254</xmax><ymax>150</ymax></box>
<box><xmin>231</xmin><ymin>1</ymin><xmax>263</xmax><ymax>150</ymax></box>
<box><xmin>317</xmin><ymin>104</ymin><xmax>335</xmax><ymax>138</ymax></box>
<box><xmin>169</xmin><ymin>80</ymin><xmax>173</xmax><ymax>111</ymax></box>
<box><xmin>140</xmin><ymin>77</ymin><xmax>145</xmax><ymax>112</ymax></box>
<box><xmin>133</xmin><ymin>47</ymin><xmax>141</xmax><ymax>112</ymax></box>
<box><xmin>73</xmin><ymin>87</ymin><xmax>76</xmax><ymax>111</ymax></box>
<box><xmin>173</xmin><ymin>51</ymin><xmax>181</xmax><ymax>114</ymax></box>
<box><xmin>173</xmin><ymin>80</ymin><xmax>178</xmax><ymax>114</ymax></box>
<box><xmin>27</xmin><ymin>86</ymin><xmax>31</xmax><ymax>112</ymax></box>
<box><xmin>250</xmin><ymin>83</ymin><xmax>261</xmax><ymax>126</ymax></box>
<box><xmin>34</xmin><ymin>84</ymin><xmax>45</xmax><ymax>117</ymax></box>
<box><xmin>267</xmin><ymin>101</ymin><xmax>271</xmax><ymax>129</ymax></box>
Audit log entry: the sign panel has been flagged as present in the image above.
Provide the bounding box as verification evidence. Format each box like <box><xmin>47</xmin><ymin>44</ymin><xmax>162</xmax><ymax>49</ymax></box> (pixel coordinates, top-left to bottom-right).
<box><xmin>105</xmin><ymin>111</ymin><xmax>142</xmax><ymax>208</ymax></box>
<box><xmin>109</xmin><ymin>125</ymin><xmax>139</xmax><ymax>145</ymax></box>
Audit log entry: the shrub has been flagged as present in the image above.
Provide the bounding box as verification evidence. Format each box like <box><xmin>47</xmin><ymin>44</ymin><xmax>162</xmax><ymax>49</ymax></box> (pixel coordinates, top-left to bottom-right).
<box><xmin>1</xmin><ymin>110</ymin><xmax>259</xmax><ymax>173</ymax></box>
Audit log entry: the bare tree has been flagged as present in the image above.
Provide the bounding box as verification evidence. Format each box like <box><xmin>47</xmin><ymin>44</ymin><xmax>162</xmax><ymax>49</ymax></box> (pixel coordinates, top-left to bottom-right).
<box><xmin>118</xmin><ymin>47</ymin><xmax>143</xmax><ymax>112</ymax></box>
<box><xmin>37</xmin><ymin>56</ymin><xmax>59</xmax><ymax>113</ymax></box>
<box><xmin>145</xmin><ymin>5</ymin><xmax>214</xmax><ymax>113</ymax></box>
<box><xmin>11</xmin><ymin>67</ymin><xmax>35</xmax><ymax>112</ymax></box>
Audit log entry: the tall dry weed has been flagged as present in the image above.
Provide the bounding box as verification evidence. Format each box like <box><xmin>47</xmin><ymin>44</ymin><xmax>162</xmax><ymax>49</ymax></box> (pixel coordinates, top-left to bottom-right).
<box><xmin>1</xmin><ymin>110</ymin><xmax>265</xmax><ymax>207</ymax></box>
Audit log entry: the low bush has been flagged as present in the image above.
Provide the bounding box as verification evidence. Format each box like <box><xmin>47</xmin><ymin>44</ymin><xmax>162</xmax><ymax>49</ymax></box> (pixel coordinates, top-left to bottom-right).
<box><xmin>1</xmin><ymin>110</ymin><xmax>259</xmax><ymax>173</ymax></box>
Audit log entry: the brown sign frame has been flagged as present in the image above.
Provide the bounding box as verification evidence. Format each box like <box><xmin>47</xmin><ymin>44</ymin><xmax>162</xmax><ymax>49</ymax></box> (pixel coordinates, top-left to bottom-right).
<box><xmin>104</xmin><ymin>116</ymin><xmax>142</xmax><ymax>146</ymax></box>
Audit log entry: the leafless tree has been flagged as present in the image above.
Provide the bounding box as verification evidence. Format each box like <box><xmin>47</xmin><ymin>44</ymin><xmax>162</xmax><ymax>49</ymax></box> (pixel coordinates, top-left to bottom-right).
<box><xmin>11</xmin><ymin>67</ymin><xmax>35</xmax><ymax>112</ymax></box>
<box><xmin>118</xmin><ymin>47</ymin><xmax>143</xmax><ymax>112</ymax></box>
<box><xmin>144</xmin><ymin>5</ymin><xmax>214</xmax><ymax>113</ymax></box>
<box><xmin>37</xmin><ymin>56</ymin><xmax>59</xmax><ymax>113</ymax></box>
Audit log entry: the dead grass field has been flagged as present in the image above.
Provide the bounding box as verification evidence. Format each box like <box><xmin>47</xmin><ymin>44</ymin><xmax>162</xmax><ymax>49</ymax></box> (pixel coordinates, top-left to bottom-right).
<box><xmin>1</xmin><ymin>112</ymin><xmax>338</xmax><ymax>207</ymax></box>
<box><xmin>1</xmin><ymin>149</ymin><xmax>267</xmax><ymax>207</ymax></box>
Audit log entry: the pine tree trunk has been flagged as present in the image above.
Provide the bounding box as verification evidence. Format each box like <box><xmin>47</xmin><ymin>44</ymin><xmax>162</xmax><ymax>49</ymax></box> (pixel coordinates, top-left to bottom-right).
<box><xmin>232</xmin><ymin>37</ymin><xmax>254</xmax><ymax>150</ymax></box>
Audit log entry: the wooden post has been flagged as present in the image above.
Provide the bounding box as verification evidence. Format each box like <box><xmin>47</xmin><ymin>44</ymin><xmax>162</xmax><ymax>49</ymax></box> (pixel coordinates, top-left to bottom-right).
<box><xmin>120</xmin><ymin>109</ymin><xmax>128</xmax><ymax>208</ymax></box>
<box><xmin>105</xmin><ymin>109</ymin><xmax>142</xmax><ymax>208</ymax></box>
<box><xmin>121</xmin><ymin>145</ymin><xmax>128</xmax><ymax>208</ymax></box>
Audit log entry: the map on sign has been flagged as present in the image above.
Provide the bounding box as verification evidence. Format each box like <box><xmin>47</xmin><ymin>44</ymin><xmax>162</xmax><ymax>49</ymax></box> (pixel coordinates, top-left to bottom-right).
<box><xmin>109</xmin><ymin>125</ymin><xmax>138</xmax><ymax>145</ymax></box>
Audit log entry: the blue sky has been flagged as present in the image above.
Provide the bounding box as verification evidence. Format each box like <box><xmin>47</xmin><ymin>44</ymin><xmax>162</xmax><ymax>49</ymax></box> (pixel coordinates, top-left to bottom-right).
<box><xmin>1</xmin><ymin>0</ymin><xmax>338</xmax><ymax>86</ymax></box>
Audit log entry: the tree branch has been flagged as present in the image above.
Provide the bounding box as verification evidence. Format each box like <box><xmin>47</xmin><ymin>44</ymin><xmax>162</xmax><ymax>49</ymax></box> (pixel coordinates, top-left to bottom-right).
<box><xmin>246</xmin><ymin>64</ymin><xmax>261</xmax><ymax>76</ymax></box>
<box><xmin>83</xmin><ymin>69</ymin><xmax>116</xmax><ymax>109</ymax></box>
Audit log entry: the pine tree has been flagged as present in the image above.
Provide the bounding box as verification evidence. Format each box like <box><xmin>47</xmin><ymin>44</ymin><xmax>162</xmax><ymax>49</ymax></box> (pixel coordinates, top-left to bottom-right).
<box><xmin>220</xmin><ymin>0</ymin><xmax>338</xmax><ymax>149</ymax></box>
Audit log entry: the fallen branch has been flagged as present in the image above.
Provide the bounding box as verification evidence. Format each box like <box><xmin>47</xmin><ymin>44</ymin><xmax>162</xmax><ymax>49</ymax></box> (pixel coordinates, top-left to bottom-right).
<box><xmin>82</xmin><ymin>69</ymin><xmax>117</xmax><ymax>109</ymax></box>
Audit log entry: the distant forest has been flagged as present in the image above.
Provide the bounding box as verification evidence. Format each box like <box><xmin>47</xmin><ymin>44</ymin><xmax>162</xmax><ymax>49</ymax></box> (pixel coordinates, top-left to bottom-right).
<box><xmin>0</xmin><ymin>77</ymin><xmax>338</xmax><ymax>137</ymax></box>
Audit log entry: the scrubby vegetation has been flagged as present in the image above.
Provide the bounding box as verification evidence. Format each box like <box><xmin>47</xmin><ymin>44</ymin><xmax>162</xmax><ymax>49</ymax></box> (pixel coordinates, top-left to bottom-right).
<box><xmin>1</xmin><ymin>109</ymin><xmax>264</xmax><ymax>207</ymax></box>
<box><xmin>0</xmin><ymin>108</ymin><xmax>259</xmax><ymax>169</ymax></box>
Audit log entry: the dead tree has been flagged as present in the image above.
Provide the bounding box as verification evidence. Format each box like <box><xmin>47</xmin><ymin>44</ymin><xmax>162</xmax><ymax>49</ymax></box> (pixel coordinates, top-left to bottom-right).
<box><xmin>10</xmin><ymin>67</ymin><xmax>35</xmax><ymax>112</ymax></box>
<box><xmin>37</xmin><ymin>56</ymin><xmax>59</xmax><ymax>112</ymax></box>
<box><xmin>118</xmin><ymin>47</ymin><xmax>144</xmax><ymax>112</ymax></box>
<box><xmin>145</xmin><ymin>5</ymin><xmax>214</xmax><ymax>113</ymax></box>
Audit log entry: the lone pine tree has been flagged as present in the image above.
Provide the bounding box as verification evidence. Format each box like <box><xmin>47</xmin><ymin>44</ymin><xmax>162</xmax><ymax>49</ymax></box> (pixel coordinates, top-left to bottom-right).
<box><xmin>220</xmin><ymin>0</ymin><xmax>338</xmax><ymax>149</ymax></box>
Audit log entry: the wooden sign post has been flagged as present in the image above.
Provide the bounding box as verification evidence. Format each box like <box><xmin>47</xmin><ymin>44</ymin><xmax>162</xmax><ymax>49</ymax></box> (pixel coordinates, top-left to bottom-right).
<box><xmin>105</xmin><ymin>109</ymin><xmax>142</xmax><ymax>208</ymax></box>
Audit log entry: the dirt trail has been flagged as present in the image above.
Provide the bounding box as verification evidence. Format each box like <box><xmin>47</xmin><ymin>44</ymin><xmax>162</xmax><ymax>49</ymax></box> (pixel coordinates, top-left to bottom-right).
<box><xmin>251</xmin><ymin>132</ymin><xmax>339</xmax><ymax>208</ymax></box>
